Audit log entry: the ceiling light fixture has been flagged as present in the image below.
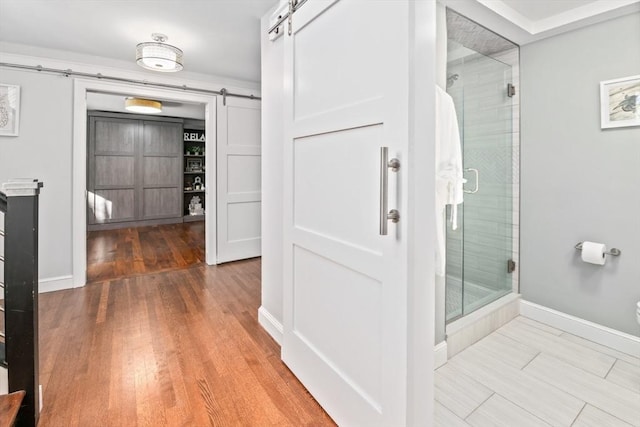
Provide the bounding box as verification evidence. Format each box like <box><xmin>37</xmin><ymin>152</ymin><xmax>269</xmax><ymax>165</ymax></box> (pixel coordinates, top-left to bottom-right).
<box><xmin>136</xmin><ymin>33</ymin><xmax>183</xmax><ymax>72</ymax></box>
<box><xmin>125</xmin><ymin>97</ymin><xmax>162</xmax><ymax>114</ymax></box>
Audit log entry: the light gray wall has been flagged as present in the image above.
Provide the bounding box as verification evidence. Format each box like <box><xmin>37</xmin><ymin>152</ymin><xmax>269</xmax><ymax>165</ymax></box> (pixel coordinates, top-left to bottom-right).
<box><xmin>521</xmin><ymin>12</ymin><xmax>640</xmax><ymax>336</ymax></box>
<box><xmin>0</xmin><ymin>69</ymin><xmax>73</xmax><ymax>280</ymax></box>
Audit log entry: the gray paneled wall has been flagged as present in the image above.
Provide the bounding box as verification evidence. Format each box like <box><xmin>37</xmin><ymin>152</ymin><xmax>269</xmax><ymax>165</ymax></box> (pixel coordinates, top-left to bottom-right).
<box><xmin>87</xmin><ymin>113</ymin><xmax>183</xmax><ymax>229</ymax></box>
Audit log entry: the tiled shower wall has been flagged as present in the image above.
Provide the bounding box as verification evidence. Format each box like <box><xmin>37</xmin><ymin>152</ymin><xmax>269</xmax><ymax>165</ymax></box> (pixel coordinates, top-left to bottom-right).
<box><xmin>445</xmin><ymin>46</ymin><xmax>520</xmax><ymax>318</ymax></box>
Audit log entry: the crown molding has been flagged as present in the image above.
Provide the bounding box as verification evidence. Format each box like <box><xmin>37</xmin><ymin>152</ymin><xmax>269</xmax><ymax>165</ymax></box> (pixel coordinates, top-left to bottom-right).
<box><xmin>439</xmin><ymin>0</ymin><xmax>640</xmax><ymax>45</ymax></box>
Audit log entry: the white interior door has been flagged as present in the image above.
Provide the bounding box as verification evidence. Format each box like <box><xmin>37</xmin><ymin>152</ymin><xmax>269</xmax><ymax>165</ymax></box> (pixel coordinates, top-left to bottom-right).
<box><xmin>282</xmin><ymin>1</ymin><xmax>434</xmax><ymax>425</ymax></box>
<box><xmin>216</xmin><ymin>97</ymin><xmax>262</xmax><ymax>263</ymax></box>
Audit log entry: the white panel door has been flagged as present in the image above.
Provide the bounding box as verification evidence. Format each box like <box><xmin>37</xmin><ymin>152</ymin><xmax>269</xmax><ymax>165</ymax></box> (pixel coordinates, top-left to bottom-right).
<box><xmin>216</xmin><ymin>97</ymin><xmax>262</xmax><ymax>263</ymax></box>
<box><xmin>282</xmin><ymin>1</ymin><xmax>433</xmax><ymax>425</ymax></box>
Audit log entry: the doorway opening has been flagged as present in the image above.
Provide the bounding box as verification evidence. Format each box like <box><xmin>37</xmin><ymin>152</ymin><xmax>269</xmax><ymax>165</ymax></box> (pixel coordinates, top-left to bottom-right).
<box><xmin>84</xmin><ymin>91</ymin><xmax>208</xmax><ymax>282</ymax></box>
<box><xmin>72</xmin><ymin>79</ymin><xmax>218</xmax><ymax>287</ymax></box>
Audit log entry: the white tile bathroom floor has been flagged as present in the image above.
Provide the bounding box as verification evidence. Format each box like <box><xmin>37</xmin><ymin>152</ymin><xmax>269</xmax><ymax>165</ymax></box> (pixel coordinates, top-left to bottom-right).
<box><xmin>435</xmin><ymin>316</ymin><xmax>640</xmax><ymax>427</ymax></box>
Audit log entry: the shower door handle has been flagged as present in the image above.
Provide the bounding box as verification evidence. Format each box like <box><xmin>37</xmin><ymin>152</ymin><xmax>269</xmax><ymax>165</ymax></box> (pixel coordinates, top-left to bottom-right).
<box><xmin>464</xmin><ymin>168</ymin><xmax>479</xmax><ymax>194</ymax></box>
<box><xmin>379</xmin><ymin>147</ymin><xmax>400</xmax><ymax>235</ymax></box>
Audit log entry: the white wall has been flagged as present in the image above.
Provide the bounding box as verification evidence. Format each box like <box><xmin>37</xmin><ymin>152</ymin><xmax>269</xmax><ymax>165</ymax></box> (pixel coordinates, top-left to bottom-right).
<box><xmin>259</xmin><ymin>7</ymin><xmax>285</xmax><ymax>342</ymax></box>
<box><xmin>0</xmin><ymin>69</ymin><xmax>73</xmax><ymax>283</ymax></box>
<box><xmin>0</xmin><ymin>50</ymin><xmax>259</xmax><ymax>291</ymax></box>
<box><xmin>520</xmin><ymin>12</ymin><xmax>640</xmax><ymax>336</ymax></box>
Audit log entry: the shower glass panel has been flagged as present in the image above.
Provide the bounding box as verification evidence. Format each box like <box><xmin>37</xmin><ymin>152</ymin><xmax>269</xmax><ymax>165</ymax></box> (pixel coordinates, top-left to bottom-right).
<box><xmin>445</xmin><ymin>25</ymin><xmax>516</xmax><ymax>323</ymax></box>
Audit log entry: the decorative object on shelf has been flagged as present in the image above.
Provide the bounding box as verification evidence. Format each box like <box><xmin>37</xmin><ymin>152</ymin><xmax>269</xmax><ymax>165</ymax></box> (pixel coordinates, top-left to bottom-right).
<box><xmin>124</xmin><ymin>97</ymin><xmax>162</xmax><ymax>114</ymax></box>
<box><xmin>136</xmin><ymin>33</ymin><xmax>184</xmax><ymax>72</ymax></box>
<box><xmin>193</xmin><ymin>176</ymin><xmax>203</xmax><ymax>190</ymax></box>
<box><xmin>0</xmin><ymin>84</ymin><xmax>20</xmax><ymax>137</ymax></box>
<box><xmin>600</xmin><ymin>75</ymin><xmax>640</xmax><ymax>129</ymax></box>
<box><xmin>183</xmin><ymin>122</ymin><xmax>205</xmax><ymax>219</ymax></box>
<box><xmin>184</xmin><ymin>131</ymin><xmax>205</xmax><ymax>142</ymax></box>
<box><xmin>186</xmin><ymin>158</ymin><xmax>203</xmax><ymax>172</ymax></box>
<box><xmin>187</xmin><ymin>145</ymin><xmax>201</xmax><ymax>155</ymax></box>
<box><xmin>188</xmin><ymin>196</ymin><xmax>204</xmax><ymax>216</ymax></box>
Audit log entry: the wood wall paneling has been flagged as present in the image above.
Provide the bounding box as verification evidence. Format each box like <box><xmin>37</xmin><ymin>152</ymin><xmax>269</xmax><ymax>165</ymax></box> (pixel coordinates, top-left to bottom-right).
<box><xmin>88</xmin><ymin>113</ymin><xmax>183</xmax><ymax>228</ymax></box>
<box><xmin>94</xmin><ymin>119</ymin><xmax>137</xmax><ymax>154</ymax></box>
<box><xmin>143</xmin><ymin>188</ymin><xmax>182</xmax><ymax>219</ymax></box>
<box><xmin>143</xmin><ymin>157</ymin><xmax>181</xmax><ymax>187</ymax></box>
<box><xmin>91</xmin><ymin>189</ymin><xmax>136</xmax><ymax>223</ymax></box>
<box><xmin>95</xmin><ymin>156</ymin><xmax>135</xmax><ymax>187</ymax></box>
<box><xmin>143</xmin><ymin>121</ymin><xmax>183</xmax><ymax>155</ymax></box>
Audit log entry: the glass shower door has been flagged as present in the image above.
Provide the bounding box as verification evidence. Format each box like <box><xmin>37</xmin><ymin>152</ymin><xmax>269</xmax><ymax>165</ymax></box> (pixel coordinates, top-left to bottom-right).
<box><xmin>445</xmin><ymin>45</ymin><xmax>514</xmax><ymax>322</ymax></box>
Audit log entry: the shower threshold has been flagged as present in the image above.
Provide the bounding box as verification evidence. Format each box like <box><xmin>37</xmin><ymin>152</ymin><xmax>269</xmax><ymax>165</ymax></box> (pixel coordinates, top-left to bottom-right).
<box><xmin>445</xmin><ymin>292</ymin><xmax>521</xmax><ymax>357</ymax></box>
<box><xmin>445</xmin><ymin>275</ymin><xmax>511</xmax><ymax>323</ymax></box>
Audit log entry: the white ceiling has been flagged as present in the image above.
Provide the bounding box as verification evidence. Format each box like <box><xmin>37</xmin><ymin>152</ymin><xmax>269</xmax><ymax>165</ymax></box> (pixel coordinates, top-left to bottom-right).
<box><xmin>0</xmin><ymin>0</ymin><xmax>278</xmax><ymax>83</ymax></box>
<box><xmin>0</xmin><ymin>0</ymin><xmax>638</xmax><ymax>84</ymax></box>
<box><xmin>465</xmin><ymin>0</ymin><xmax>640</xmax><ymax>43</ymax></box>
<box><xmin>501</xmin><ymin>0</ymin><xmax>599</xmax><ymax>21</ymax></box>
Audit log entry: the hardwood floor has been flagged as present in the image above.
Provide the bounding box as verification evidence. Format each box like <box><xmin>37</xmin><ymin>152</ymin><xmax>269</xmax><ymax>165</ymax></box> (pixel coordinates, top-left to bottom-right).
<box><xmin>38</xmin><ymin>259</ymin><xmax>335</xmax><ymax>426</ymax></box>
<box><xmin>87</xmin><ymin>222</ymin><xmax>206</xmax><ymax>283</ymax></box>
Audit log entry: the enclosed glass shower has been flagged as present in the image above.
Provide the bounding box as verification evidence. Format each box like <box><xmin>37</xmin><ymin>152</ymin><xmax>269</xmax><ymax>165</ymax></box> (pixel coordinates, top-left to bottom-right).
<box><xmin>445</xmin><ymin>10</ymin><xmax>519</xmax><ymax>323</ymax></box>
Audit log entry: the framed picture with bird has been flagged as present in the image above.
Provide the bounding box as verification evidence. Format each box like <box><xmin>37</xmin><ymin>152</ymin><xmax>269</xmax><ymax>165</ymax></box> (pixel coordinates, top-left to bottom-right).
<box><xmin>600</xmin><ymin>75</ymin><xmax>640</xmax><ymax>129</ymax></box>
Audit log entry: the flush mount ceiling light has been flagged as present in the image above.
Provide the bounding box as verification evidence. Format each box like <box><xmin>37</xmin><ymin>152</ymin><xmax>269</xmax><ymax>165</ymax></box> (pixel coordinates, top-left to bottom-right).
<box><xmin>136</xmin><ymin>33</ymin><xmax>183</xmax><ymax>72</ymax></box>
<box><xmin>125</xmin><ymin>97</ymin><xmax>162</xmax><ymax>114</ymax></box>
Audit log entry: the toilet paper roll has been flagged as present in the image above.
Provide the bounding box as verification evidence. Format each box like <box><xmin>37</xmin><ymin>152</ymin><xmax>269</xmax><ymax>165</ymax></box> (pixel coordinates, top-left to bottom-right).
<box><xmin>581</xmin><ymin>241</ymin><xmax>607</xmax><ymax>265</ymax></box>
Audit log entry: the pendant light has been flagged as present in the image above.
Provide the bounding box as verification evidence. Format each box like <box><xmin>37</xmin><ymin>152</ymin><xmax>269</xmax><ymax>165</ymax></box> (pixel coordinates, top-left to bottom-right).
<box><xmin>125</xmin><ymin>97</ymin><xmax>162</xmax><ymax>114</ymax></box>
<box><xmin>136</xmin><ymin>33</ymin><xmax>184</xmax><ymax>72</ymax></box>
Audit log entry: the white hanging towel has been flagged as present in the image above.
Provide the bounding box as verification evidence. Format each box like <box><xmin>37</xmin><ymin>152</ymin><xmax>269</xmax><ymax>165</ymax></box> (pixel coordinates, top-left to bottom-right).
<box><xmin>435</xmin><ymin>85</ymin><xmax>464</xmax><ymax>276</ymax></box>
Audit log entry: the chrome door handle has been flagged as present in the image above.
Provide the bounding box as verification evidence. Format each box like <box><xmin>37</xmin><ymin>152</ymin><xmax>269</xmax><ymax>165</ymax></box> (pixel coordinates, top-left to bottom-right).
<box><xmin>464</xmin><ymin>168</ymin><xmax>479</xmax><ymax>194</ymax></box>
<box><xmin>380</xmin><ymin>147</ymin><xmax>400</xmax><ymax>235</ymax></box>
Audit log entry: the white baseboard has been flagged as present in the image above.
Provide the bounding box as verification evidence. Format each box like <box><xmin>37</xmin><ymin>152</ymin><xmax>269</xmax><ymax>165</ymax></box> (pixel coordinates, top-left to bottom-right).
<box><xmin>520</xmin><ymin>300</ymin><xmax>640</xmax><ymax>357</ymax></box>
<box><xmin>434</xmin><ymin>341</ymin><xmax>448</xmax><ymax>369</ymax></box>
<box><xmin>258</xmin><ymin>306</ymin><xmax>283</xmax><ymax>345</ymax></box>
<box><xmin>39</xmin><ymin>275</ymin><xmax>74</xmax><ymax>293</ymax></box>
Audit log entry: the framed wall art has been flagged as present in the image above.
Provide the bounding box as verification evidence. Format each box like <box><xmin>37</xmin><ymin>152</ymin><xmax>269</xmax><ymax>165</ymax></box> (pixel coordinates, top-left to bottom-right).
<box><xmin>0</xmin><ymin>84</ymin><xmax>20</xmax><ymax>137</ymax></box>
<box><xmin>186</xmin><ymin>158</ymin><xmax>203</xmax><ymax>172</ymax></box>
<box><xmin>600</xmin><ymin>75</ymin><xmax>639</xmax><ymax>129</ymax></box>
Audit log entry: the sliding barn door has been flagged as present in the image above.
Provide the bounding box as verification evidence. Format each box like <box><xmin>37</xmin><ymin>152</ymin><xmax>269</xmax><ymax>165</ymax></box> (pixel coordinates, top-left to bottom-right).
<box><xmin>216</xmin><ymin>97</ymin><xmax>262</xmax><ymax>263</ymax></box>
<box><xmin>281</xmin><ymin>0</ymin><xmax>428</xmax><ymax>425</ymax></box>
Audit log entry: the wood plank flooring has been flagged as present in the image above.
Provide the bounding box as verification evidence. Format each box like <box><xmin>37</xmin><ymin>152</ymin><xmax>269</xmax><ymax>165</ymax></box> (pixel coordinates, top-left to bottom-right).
<box><xmin>87</xmin><ymin>222</ymin><xmax>206</xmax><ymax>283</ymax></box>
<box><xmin>38</xmin><ymin>259</ymin><xmax>335</xmax><ymax>426</ymax></box>
<box><xmin>436</xmin><ymin>316</ymin><xmax>640</xmax><ymax>427</ymax></box>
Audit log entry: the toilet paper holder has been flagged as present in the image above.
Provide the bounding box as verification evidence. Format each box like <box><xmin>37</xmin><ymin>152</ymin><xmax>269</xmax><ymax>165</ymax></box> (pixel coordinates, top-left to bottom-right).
<box><xmin>575</xmin><ymin>242</ymin><xmax>621</xmax><ymax>256</ymax></box>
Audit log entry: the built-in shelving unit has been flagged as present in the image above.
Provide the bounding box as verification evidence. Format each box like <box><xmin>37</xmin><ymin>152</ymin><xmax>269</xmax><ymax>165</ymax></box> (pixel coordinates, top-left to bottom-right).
<box><xmin>183</xmin><ymin>119</ymin><xmax>206</xmax><ymax>222</ymax></box>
